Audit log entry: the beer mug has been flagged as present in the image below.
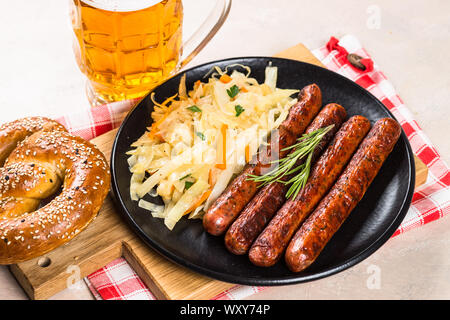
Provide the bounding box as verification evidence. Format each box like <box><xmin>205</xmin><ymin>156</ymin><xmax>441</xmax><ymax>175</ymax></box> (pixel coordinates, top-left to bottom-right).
<box><xmin>70</xmin><ymin>0</ymin><xmax>232</xmax><ymax>106</ymax></box>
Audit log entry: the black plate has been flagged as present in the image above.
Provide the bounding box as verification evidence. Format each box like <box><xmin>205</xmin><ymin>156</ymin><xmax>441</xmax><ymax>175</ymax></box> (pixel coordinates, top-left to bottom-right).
<box><xmin>110</xmin><ymin>57</ymin><xmax>415</xmax><ymax>286</ymax></box>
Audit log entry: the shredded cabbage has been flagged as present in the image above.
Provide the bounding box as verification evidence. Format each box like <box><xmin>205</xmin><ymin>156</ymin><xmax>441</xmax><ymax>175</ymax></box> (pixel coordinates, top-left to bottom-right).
<box><xmin>127</xmin><ymin>63</ymin><xmax>299</xmax><ymax>230</ymax></box>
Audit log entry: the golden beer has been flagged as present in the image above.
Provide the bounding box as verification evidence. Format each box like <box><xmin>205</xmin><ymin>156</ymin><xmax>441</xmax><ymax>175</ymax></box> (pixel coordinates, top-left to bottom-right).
<box><xmin>71</xmin><ymin>0</ymin><xmax>183</xmax><ymax>105</ymax></box>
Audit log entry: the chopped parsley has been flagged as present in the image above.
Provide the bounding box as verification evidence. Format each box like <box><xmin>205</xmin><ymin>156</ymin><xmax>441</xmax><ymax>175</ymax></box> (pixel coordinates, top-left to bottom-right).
<box><xmin>184</xmin><ymin>181</ymin><xmax>194</xmax><ymax>190</ymax></box>
<box><xmin>179</xmin><ymin>173</ymin><xmax>191</xmax><ymax>181</ymax></box>
<box><xmin>195</xmin><ymin>131</ymin><xmax>206</xmax><ymax>141</ymax></box>
<box><xmin>235</xmin><ymin>105</ymin><xmax>245</xmax><ymax>117</ymax></box>
<box><xmin>187</xmin><ymin>105</ymin><xmax>202</xmax><ymax>113</ymax></box>
<box><xmin>226</xmin><ymin>85</ymin><xmax>240</xmax><ymax>99</ymax></box>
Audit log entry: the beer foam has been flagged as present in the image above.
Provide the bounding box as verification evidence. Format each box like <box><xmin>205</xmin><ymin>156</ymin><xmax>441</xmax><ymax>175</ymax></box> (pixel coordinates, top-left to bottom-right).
<box><xmin>82</xmin><ymin>0</ymin><xmax>163</xmax><ymax>12</ymax></box>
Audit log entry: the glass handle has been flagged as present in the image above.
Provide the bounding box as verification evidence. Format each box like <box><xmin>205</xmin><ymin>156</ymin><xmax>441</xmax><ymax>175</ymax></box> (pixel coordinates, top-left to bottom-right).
<box><xmin>179</xmin><ymin>0</ymin><xmax>232</xmax><ymax>69</ymax></box>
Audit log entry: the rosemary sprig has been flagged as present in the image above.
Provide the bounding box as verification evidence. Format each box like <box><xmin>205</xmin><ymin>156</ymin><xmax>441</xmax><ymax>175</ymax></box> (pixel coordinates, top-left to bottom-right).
<box><xmin>284</xmin><ymin>152</ymin><xmax>313</xmax><ymax>199</ymax></box>
<box><xmin>247</xmin><ymin>125</ymin><xmax>334</xmax><ymax>198</ymax></box>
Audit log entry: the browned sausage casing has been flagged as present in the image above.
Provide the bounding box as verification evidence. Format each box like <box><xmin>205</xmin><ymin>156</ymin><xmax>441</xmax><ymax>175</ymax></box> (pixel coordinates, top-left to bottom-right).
<box><xmin>285</xmin><ymin>118</ymin><xmax>402</xmax><ymax>272</ymax></box>
<box><xmin>224</xmin><ymin>103</ymin><xmax>347</xmax><ymax>255</ymax></box>
<box><xmin>248</xmin><ymin>115</ymin><xmax>371</xmax><ymax>267</ymax></box>
<box><xmin>202</xmin><ymin>84</ymin><xmax>322</xmax><ymax>236</ymax></box>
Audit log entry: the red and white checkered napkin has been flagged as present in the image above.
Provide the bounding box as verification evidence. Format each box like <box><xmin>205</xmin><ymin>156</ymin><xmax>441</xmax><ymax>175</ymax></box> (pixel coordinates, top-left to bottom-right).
<box><xmin>313</xmin><ymin>35</ymin><xmax>450</xmax><ymax>235</ymax></box>
<box><xmin>55</xmin><ymin>34</ymin><xmax>449</xmax><ymax>300</ymax></box>
<box><xmin>84</xmin><ymin>257</ymin><xmax>265</xmax><ymax>300</ymax></box>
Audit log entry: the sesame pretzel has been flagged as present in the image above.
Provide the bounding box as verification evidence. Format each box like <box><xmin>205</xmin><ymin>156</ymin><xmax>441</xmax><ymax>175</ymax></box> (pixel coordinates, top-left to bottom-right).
<box><xmin>0</xmin><ymin>117</ymin><xmax>110</xmax><ymax>264</ymax></box>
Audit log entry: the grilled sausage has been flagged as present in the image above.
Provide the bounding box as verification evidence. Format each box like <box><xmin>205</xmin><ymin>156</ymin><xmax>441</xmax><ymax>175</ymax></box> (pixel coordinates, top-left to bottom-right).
<box><xmin>203</xmin><ymin>84</ymin><xmax>322</xmax><ymax>236</ymax></box>
<box><xmin>285</xmin><ymin>118</ymin><xmax>402</xmax><ymax>272</ymax></box>
<box><xmin>248</xmin><ymin>115</ymin><xmax>371</xmax><ymax>267</ymax></box>
<box><xmin>224</xmin><ymin>103</ymin><xmax>347</xmax><ymax>255</ymax></box>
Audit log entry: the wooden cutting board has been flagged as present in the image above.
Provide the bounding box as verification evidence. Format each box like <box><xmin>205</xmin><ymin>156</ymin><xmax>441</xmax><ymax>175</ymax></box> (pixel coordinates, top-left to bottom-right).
<box><xmin>9</xmin><ymin>44</ymin><xmax>428</xmax><ymax>300</ymax></box>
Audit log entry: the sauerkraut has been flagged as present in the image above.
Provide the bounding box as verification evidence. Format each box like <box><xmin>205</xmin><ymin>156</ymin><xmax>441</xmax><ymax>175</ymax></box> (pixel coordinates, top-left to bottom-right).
<box><xmin>127</xmin><ymin>63</ymin><xmax>298</xmax><ymax>230</ymax></box>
